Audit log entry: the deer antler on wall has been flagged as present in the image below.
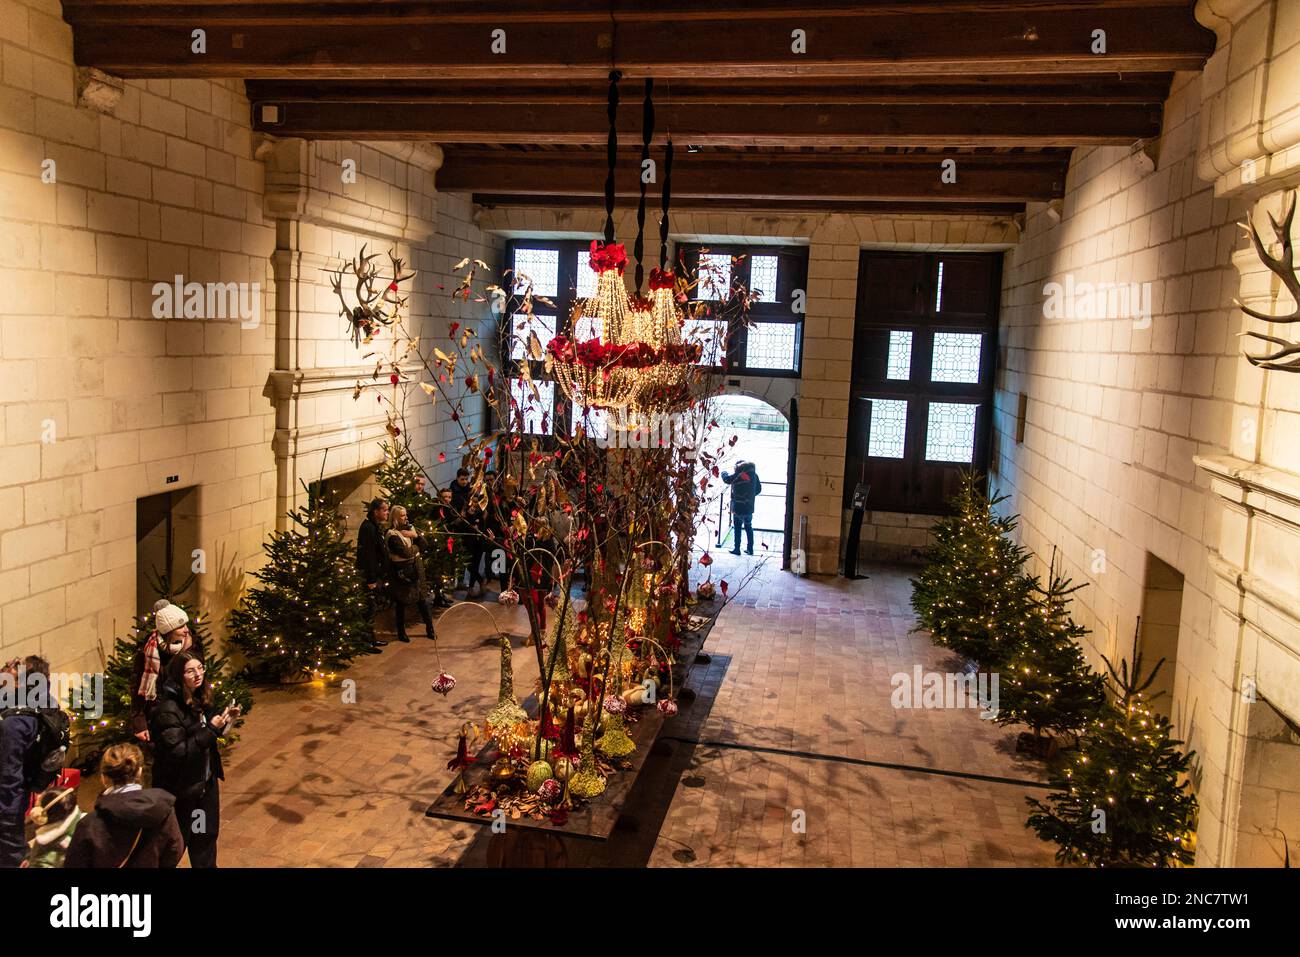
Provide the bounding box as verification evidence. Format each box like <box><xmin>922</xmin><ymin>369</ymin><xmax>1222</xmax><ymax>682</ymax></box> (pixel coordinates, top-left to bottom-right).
<box><xmin>328</xmin><ymin>244</ymin><xmax>416</xmax><ymax>347</ymax></box>
<box><xmin>1237</xmin><ymin>191</ymin><xmax>1300</xmax><ymax>371</ymax></box>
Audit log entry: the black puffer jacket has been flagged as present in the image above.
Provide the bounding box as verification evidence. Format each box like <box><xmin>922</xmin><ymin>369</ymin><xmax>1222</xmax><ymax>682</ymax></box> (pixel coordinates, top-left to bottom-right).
<box><xmin>147</xmin><ymin>682</ymin><xmax>225</xmax><ymax>800</ymax></box>
<box><xmin>64</xmin><ymin>787</ymin><xmax>184</xmax><ymax>868</ymax></box>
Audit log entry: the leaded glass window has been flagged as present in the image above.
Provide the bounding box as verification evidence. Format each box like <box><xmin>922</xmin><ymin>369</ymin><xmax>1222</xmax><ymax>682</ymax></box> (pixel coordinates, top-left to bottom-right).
<box><xmin>575</xmin><ymin>249</ymin><xmax>597</xmax><ymax>299</ymax></box>
<box><xmin>510</xmin><ymin>379</ymin><xmax>555</xmax><ymax>435</ymax></box>
<box><xmin>887</xmin><ymin>330</ymin><xmax>913</xmax><ymax>380</ymax></box>
<box><xmin>750</xmin><ymin>255</ymin><xmax>779</xmax><ymax>303</ymax></box>
<box><xmin>924</xmin><ymin>402</ymin><xmax>977</xmax><ymax>463</ymax></box>
<box><xmin>930</xmin><ymin>332</ymin><xmax>982</xmax><ymax>384</ymax></box>
<box><xmin>508</xmin><ymin>312</ymin><xmax>556</xmax><ymax>361</ymax></box>
<box><xmin>867</xmin><ymin>399</ymin><xmax>908</xmax><ymax>459</ymax></box>
<box><xmin>696</xmin><ymin>253</ymin><xmax>732</xmax><ymax>301</ymax></box>
<box><xmin>687</xmin><ymin>318</ymin><xmax>728</xmax><ymax>367</ymax></box>
<box><xmin>744</xmin><ymin>322</ymin><xmax>798</xmax><ymax>371</ymax></box>
<box><xmin>512</xmin><ymin>247</ymin><xmax>559</xmax><ymax>298</ymax></box>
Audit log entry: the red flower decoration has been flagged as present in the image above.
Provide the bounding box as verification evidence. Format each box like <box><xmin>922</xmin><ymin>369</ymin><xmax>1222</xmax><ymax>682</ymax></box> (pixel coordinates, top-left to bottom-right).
<box><xmin>587</xmin><ymin>240</ymin><xmax>628</xmax><ymax>274</ymax></box>
<box><xmin>648</xmin><ymin>267</ymin><xmax>675</xmax><ymax>290</ymax></box>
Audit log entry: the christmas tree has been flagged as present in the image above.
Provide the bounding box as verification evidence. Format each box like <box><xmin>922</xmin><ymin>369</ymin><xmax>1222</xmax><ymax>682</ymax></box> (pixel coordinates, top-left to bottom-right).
<box><xmin>228</xmin><ymin>486</ymin><xmax>376</xmax><ymax>679</ymax></box>
<box><xmin>69</xmin><ymin>572</ymin><xmax>254</xmax><ymax>764</ymax></box>
<box><xmin>995</xmin><ymin>561</ymin><xmax>1106</xmax><ymax>749</ymax></box>
<box><xmin>910</xmin><ymin>472</ymin><xmax>1035</xmax><ymax>668</ymax></box>
<box><xmin>374</xmin><ymin>441</ymin><xmax>466</xmax><ymax>597</ymax></box>
<box><xmin>1026</xmin><ymin>649</ymin><xmax>1198</xmax><ymax>867</ymax></box>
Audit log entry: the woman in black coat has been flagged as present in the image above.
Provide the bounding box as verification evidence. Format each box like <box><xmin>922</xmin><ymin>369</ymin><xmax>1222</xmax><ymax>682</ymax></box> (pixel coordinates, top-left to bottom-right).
<box><xmin>386</xmin><ymin>506</ymin><xmax>437</xmax><ymax>643</ymax></box>
<box><xmin>147</xmin><ymin>651</ymin><xmax>239</xmax><ymax>868</ymax></box>
<box><xmin>64</xmin><ymin>743</ymin><xmax>183</xmax><ymax>869</ymax></box>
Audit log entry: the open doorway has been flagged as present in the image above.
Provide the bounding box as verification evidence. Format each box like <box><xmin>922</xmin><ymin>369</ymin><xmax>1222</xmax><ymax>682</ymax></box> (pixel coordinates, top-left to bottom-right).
<box><xmin>697</xmin><ymin>394</ymin><xmax>792</xmax><ymax>565</ymax></box>
<box><xmin>136</xmin><ymin>486</ymin><xmax>200</xmax><ymax>613</ymax></box>
<box><xmin>1138</xmin><ymin>554</ymin><xmax>1185</xmax><ymax>721</ymax></box>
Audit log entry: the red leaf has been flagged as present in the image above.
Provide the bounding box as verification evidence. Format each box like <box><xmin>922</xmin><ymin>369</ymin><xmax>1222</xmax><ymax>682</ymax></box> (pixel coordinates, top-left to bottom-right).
<box><xmin>438</xmin><ymin>452</ymin><xmax>446</xmax><ymax>463</ymax></box>
<box><xmin>720</xmin><ymin>579</ymin><xmax>729</xmax><ymax>596</ymax></box>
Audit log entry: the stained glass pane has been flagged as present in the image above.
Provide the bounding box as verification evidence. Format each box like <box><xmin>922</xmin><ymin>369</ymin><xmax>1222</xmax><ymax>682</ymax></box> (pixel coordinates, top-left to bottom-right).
<box><xmin>575</xmin><ymin>250</ymin><xmax>597</xmax><ymax>299</ymax></box>
<box><xmin>750</xmin><ymin>255</ymin><xmax>779</xmax><ymax>303</ymax></box>
<box><xmin>930</xmin><ymin>332</ymin><xmax>982</xmax><ymax>383</ymax></box>
<box><xmin>925</xmin><ymin>402</ymin><xmax>977</xmax><ymax>462</ymax></box>
<box><xmin>744</xmin><ymin>322</ymin><xmax>797</xmax><ymax>370</ymax></box>
<box><xmin>696</xmin><ymin>253</ymin><xmax>732</xmax><ymax>301</ymax></box>
<box><xmin>573</xmin><ymin>313</ymin><xmax>603</xmax><ymax>342</ymax></box>
<box><xmin>935</xmin><ymin>260</ymin><xmax>946</xmax><ymax>313</ymax></box>
<box><xmin>510</xmin><ymin>379</ymin><xmax>555</xmax><ymax>435</ymax></box>
<box><xmin>686</xmin><ymin>318</ymin><xmax>727</xmax><ymax>366</ymax></box>
<box><xmin>887</xmin><ymin>330</ymin><xmax>913</xmax><ymax>380</ymax></box>
<box><xmin>508</xmin><ymin>312</ymin><xmax>556</xmax><ymax>361</ymax></box>
<box><xmin>866</xmin><ymin>398</ymin><xmax>908</xmax><ymax>459</ymax></box>
<box><xmin>512</xmin><ymin>247</ymin><xmax>559</xmax><ymax>297</ymax></box>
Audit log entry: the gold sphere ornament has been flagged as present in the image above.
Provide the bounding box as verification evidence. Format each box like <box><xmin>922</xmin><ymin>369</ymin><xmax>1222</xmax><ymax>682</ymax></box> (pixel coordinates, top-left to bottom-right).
<box><xmin>552</xmin><ymin>757</ymin><xmax>576</xmax><ymax>783</ymax></box>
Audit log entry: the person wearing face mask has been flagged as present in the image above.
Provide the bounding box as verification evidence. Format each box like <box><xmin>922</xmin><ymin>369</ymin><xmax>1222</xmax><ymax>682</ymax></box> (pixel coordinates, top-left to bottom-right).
<box><xmin>128</xmin><ymin>600</ymin><xmax>202</xmax><ymax>744</ymax></box>
<box><xmin>148</xmin><ymin>652</ymin><xmax>237</xmax><ymax>868</ymax></box>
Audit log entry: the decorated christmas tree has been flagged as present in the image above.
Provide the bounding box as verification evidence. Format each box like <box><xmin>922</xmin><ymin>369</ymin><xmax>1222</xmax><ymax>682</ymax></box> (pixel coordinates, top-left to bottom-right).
<box><xmin>995</xmin><ymin>560</ymin><xmax>1107</xmax><ymax>750</ymax></box>
<box><xmin>910</xmin><ymin>471</ymin><xmax>1035</xmax><ymax>668</ymax></box>
<box><xmin>70</xmin><ymin>572</ymin><xmax>254</xmax><ymax>763</ymax></box>
<box><xmin>228</xmin><ymin>486</ymin><xmax>375</xmax><ymax>679</ymax></box>
<box><xmin>1026</xmin><ymin>649</ymin><xmax>1198</xmax><ymax>867</ymax></box>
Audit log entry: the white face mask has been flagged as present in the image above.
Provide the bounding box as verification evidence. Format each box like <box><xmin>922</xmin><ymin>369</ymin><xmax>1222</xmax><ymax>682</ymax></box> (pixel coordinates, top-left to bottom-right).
<box><xmin>166</xmin><ymin>638</ymin><xmax>186</xmax><ymax>654</ymax></box>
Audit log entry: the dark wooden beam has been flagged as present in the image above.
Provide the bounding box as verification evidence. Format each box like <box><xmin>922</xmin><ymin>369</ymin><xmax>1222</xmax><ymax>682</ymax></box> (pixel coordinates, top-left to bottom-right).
<box><xmin>472</xmin><ymin>193</ymin><xmax>1028</xmax><ymax>217</ymax></box>
<box><xmin>66</xmin><ymin>2</ymin><xmax>1215</xmax><ymax>80</ymax></box>
<box><xmin>248</xmin><ymin>93</ymin><xmax>1160</xmax><ymax>147</ymax></box>
<box><xmin>438</xmin><ymin>149</ymin><xmax>1069</xmax><ymax>202</ymax></box>
<box><xmin>247</xmin><ymin>75</ymin><xmax>1175</xmax><ymax>107</ymax></box>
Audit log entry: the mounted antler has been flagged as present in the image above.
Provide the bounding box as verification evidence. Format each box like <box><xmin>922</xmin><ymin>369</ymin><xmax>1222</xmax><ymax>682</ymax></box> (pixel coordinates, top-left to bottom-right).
<box><xmin>1237</xmin><ymin>191</ymin><xmax>1300</xmax><ymax>371</ymax></box>
<box><xmin>329</xmin><ymin>244</ymin><xmax>416</xmax><ymax>347</ymax></box>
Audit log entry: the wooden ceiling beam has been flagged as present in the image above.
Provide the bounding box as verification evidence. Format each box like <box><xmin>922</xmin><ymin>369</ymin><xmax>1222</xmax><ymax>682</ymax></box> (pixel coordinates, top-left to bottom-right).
<box><xmin>437</xmin><ymin>149</ymin><xmax>1068</xmax><ymax>202</ymax></box>
<box><xmin>65</xmin><ymin>3</ymin><xmax>1214</xmax><ymax>80</ymax></box>
<box><xmin>472</xmin><ymin>193</ymin><xmax>1028</xmax><ymax>216</ymax></box>
<box><xmin>248</xmin><ymin>97</ymin><xmax>1159</xmax><ymax>146</ymax></box>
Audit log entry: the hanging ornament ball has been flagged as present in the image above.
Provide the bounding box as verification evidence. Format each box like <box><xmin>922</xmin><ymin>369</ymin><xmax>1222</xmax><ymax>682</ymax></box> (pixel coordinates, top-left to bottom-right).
<box><xmin>526</xmin><ymin>760</ymin><xmax>555</xmax><ymax>793</ymax></box>
<box><xmin>658</xmin><ymin>699</ymin><xmax>679</xmax><ymax>717</ymax></box>
<box><xmin>552</xmin><ymin>757</ymin><xmax>576</xmax><ymax>783</ymax></box>
<box><xmin>431</xmin><ymin>672</ymin><xmax>457</xmax><ymax>696</ymax></box>
<box><xmin>545</xmin><ymin>591</ymin><xmax>561</xmax><ymax>609</ymax></box>
<box><xmin>498</xmin><ymin>589</ymin><xmax>521</xmax><ymax>607</ymax></box>
<box><xmin>538</xmin><ymin>778</ymin><xmax>563</xmax><ymax>804</ymax></box>
<box><xmin>603</xmin><ymin>695</ymin><xmax>627</xmax><ymax>715</ymax></box>
<box><xmin>697</xmin><ymin>581</ymin><xmax>716</xmax><ymax>601</ymax></box>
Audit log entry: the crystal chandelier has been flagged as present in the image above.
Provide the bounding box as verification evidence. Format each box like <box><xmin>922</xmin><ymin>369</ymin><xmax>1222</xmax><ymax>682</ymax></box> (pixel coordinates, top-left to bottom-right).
<box><xmin>546</xmin><ymin>75</ymin><xmax>701</xmax><ymax>421</ymax></box>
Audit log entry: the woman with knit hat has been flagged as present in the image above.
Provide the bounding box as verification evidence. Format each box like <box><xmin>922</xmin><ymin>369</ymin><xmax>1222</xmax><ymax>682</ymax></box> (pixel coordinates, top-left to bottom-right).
<box><xmin>128</xmin><ymin>599</ymin><xmax>202</xmax><ymax>743</ymax></box>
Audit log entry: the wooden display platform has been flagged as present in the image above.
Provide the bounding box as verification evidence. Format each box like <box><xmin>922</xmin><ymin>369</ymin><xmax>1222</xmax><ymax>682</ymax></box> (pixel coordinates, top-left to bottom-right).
<box><xmin>425</xmin><ymin>599</ymin><xmax>719</xmax><ymax>865</ymax></box>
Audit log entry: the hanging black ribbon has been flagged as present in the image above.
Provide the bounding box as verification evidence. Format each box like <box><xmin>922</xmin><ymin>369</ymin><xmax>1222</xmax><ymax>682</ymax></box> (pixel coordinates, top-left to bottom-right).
<box><xmin>660</xmin><ymin>138</ymin><xmax>674</xmax><ymax>271</ymax></box>
<box><xmin>633</xmin><ymin>78</ymin><xmax>655</xmax><ymax>294</ymax></box>
<box><xmin>603</xmin><ymin>69</ymin><xmax>622</xmax><ymax>245</ymax></box>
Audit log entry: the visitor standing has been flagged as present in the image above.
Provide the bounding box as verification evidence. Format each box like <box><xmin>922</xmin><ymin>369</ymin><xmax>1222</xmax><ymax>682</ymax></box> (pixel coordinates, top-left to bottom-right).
<box><xmin>0</xmin><ymin>656</ymin><xmax>66</xmax><ymax>869</ymax></box>
<box><xmin>721</xmin><ymin>460</ymin><xmax>762</xmax><ymax>555</ymax></box>
<box><xmin>355</xmin><ymin>498</ymin><xmax>391</xmax><ymax>648</ymax></box>
<box><xmin>64</xmin><ymin>743</ymin><xmax>184</xmax><ymax>868</ymax></box>
<box><xmin>148</xmin><ymin>652</ymin><xmax>237</xmax><ymax>868</ymax></box>
<box><xmin>386</xmin><ymin>506</ymin><xmax>437</xmax><ymax>643</ymax></box>
<box><xmin>129</xmin><ymin>599</ymin><xmax>202</xmax><ymax>742</ymax></box>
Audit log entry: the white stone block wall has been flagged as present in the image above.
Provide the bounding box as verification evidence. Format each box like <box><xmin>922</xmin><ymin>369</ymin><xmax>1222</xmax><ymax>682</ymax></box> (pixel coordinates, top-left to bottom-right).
<box><xmin>991</xmin><ymin>68</ymin><xmax>1259</xmax><ymax>863</ymax></box>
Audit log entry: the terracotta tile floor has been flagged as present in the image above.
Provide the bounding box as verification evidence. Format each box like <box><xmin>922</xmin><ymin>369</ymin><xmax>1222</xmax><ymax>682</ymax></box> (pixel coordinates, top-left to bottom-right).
<box><xmin>217</xmin><ymin>559</ymin><xmax>1057</xmax><ymax>867</ymax></box>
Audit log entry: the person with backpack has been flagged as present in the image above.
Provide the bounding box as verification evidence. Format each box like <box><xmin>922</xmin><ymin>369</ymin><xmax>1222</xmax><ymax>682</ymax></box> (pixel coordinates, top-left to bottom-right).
<box><xmin>64</xmin><ymin>743</ymin><xmax>184</xmax><ymax>869</ymax></box>
<box><xmin>0</xmin><ymin>656</ymin><xmax>70</xmax><ymax>868</ymax></box>
<box><xmin>721</xmin><ymin>460</ymin><xmax>762</xmax><ymax>555</ymax></box>
<box><xmin>148</xmin><ymin>652</ymin><xmax>237</xmax><ymax>868</ymax></box>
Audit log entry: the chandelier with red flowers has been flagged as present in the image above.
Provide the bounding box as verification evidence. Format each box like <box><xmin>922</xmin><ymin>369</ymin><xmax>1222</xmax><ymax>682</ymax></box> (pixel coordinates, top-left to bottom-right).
<box><xmin>545</xmin><ymin>72</ymin><xmax>702</xmax><ymax>418</ymax></box>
